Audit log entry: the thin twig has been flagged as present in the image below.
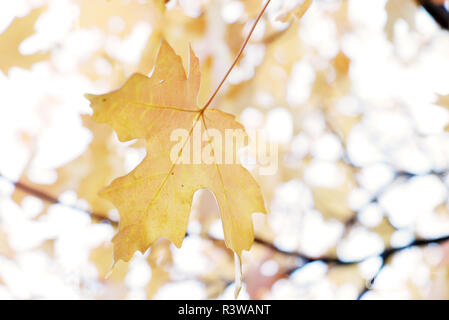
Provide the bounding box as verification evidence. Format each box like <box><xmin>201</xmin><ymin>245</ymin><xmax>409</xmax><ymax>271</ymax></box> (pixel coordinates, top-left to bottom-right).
<box><xmin>201</xmin><ymin>0</ymin><xmax>272</xmax><ymax>111</ymax></box>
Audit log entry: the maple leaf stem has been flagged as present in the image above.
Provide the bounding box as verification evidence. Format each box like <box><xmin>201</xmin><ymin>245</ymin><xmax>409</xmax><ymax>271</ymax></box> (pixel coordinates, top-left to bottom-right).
<box><xmin>201</xmin><ymin>0</ymin><xmax>272</xmax><ymax>111</ymax></box>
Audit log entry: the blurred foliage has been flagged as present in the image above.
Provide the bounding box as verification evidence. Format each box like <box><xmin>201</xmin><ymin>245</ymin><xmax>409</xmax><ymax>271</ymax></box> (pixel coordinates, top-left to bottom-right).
<box><xmin>0</xmin><ymin>0</ymin><xmax>449</xmax><ymax>299</ymax></box>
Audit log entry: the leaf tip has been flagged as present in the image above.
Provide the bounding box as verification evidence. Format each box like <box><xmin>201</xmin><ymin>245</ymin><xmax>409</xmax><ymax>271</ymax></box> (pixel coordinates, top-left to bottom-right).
<box><xmin>84</xmin><ymin>93</ymin><xmax>96</xmax><ymax>103</ymax></box>
<box><xmin>172</xmin><ymin>236</ymin><xmax>184</xmax><ymax>249</ymax></box>
<box><xmin>159</xmin><ymin>37</ymin><xmax>171</xmax><ymax>52</ymax></box>
<box><xmin>98</xmin><ymin>186</ymin><xmax>110</xmax><ymax>201</ymax></box>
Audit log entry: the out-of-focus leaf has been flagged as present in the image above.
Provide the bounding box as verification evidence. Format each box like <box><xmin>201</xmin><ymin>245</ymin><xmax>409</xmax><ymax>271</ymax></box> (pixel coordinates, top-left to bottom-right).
<box><xmin>75</xmin><ymin>0</ymin><xmax>165</xmax><ymax>37</ymax></box>
<box><xmin>385</xmin><ymin>0</ymin><xmax>417</xmax><ymax>42</ymax></box>
<box><xmin>0</xmin><ymin>7</ymin><xmax>50</xmax><ymax>75</ymax></box>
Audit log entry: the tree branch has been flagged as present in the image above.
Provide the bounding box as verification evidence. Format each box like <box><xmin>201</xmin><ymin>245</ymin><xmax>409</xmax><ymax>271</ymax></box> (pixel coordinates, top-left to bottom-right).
<box><xmin>419</xmin><ymin>0</ymin><xmax>449</xmax><ymax>30</ymax></box>
<box><xmin>3</xmin><ymin>171</ymin><xmax>449</xmax><ymax>299</ymax></box>
<box><xmin>357</xmin><ymin>233</ymin><xmax>449</xmax><ymax>299</ymax></box>
<box><xmin>0</xmin><ymin>173</ymin><xmax>115</xmax><ymax>225</ymax></box>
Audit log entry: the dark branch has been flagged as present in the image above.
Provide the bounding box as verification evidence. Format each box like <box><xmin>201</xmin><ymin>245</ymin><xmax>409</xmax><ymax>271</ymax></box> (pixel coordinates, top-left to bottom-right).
<box><xmin>0</xmin><ymin>173</ymin><xmax>117</xmax><ymax>226</ymax></box>
<box><xmin>1</xmin><ymin>172</ymin><xmax>358</xmax><ymax>263</ymax></box>
<box><xmin>357</xmin><ymin>233</ymin><xmax>449</xmax><ymax>299</ymax></box>
<box><xmin>419</xmin><ymin>0</ymin><xmax>449</xmax><ymax>30</ymax></box>
<box><xmin>3</xmin><ymin>171</ymin><xmax>449</xmax><ymax>297</ymax></box>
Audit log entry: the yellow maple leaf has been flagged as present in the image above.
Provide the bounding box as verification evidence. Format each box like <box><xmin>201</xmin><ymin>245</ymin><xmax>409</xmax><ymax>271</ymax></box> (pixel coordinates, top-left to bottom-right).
<box><xmin>0</xmin><ymin>7</ymin><xmax>50</xmax><ymax>75</ymax></box>
<box><xmin>86</xmin><ymin>40</ymin><xmax>266</xmax><ymax>262</ymax></box>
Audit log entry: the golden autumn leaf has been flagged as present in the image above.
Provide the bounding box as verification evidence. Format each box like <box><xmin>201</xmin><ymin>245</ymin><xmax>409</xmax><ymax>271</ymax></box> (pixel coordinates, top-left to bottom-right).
<box><xmin>0</xmin><ymin>6</ymin><xmax>50</xmax><ymax>75</ymax></box>
<box><xmin>86</xmin><ymin>40</ymin><xmax>266</xmax><ymax>263</ymax></box>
